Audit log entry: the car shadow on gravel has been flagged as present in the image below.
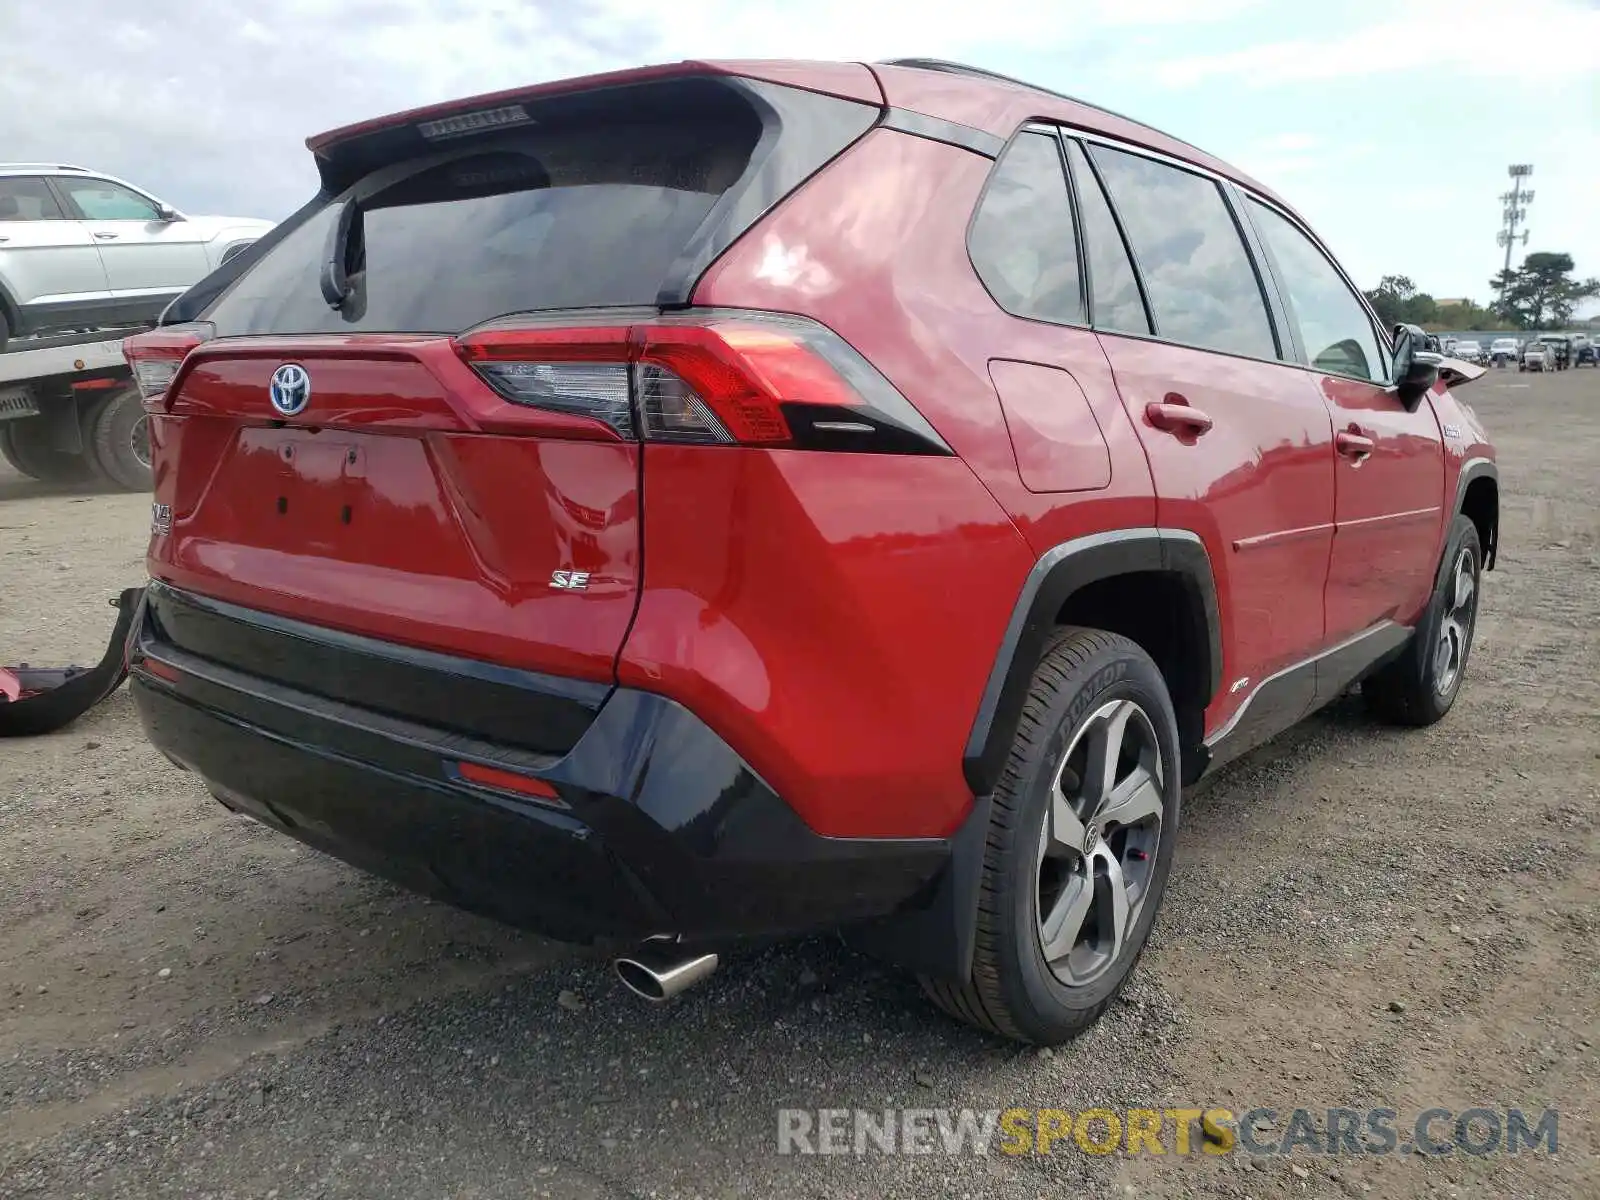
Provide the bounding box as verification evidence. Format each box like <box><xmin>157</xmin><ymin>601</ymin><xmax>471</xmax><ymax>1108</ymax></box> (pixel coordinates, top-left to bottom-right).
<box><xmin>2</xmin><ymin>905</ymin><xmax>1180</xmax><ymax>1197</ymax></box>
<box><xmin>0</xmin><ymin>475</ymin><xmax>130</xmax><ymax>504</ymax></box>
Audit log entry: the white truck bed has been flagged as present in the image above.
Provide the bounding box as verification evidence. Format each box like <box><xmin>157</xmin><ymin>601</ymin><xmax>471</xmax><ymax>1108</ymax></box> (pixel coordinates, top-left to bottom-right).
<box><xmin>0</xmin><ymin>328</ymin><xmax>136</xmax><ymax>388</ymax></box>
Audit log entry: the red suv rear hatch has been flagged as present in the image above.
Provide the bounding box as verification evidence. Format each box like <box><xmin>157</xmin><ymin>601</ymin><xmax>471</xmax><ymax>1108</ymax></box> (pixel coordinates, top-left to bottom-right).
<box><xmin>130</xmin><ymin>68</ymin><xmax>881</xmax><ymax>681</ymax></box>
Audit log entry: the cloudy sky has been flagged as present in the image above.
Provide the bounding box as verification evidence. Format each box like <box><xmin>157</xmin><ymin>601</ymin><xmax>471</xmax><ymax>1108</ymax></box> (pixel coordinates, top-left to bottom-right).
<box><xmin>4</xmin><ymin>0</ymin><xmax>1596</xmax><ymax>306</ymax></box>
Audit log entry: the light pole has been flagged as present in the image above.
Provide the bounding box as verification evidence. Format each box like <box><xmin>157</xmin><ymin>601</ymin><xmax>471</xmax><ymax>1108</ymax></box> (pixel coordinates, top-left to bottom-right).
<box><xmin>1497</xmin><ymin>164</ymin><xmax>1533</xmax><ymax>297</ymax></box>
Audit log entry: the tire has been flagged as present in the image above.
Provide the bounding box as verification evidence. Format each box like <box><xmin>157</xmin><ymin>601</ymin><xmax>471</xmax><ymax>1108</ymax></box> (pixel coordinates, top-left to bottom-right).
<box><xmin>920</xmin><ymin>627</ymin><xmax>1181</xmax><ymax>1044</ymax></box>
<box><xmin>0</xmin><ymin>415</ymin><xmax>98</xmax><ymax>483</ymax></box>
<box><xmin>88</xmin><ymin>385</ymin><xmax>152</xmax><ymax>491</ymax></box>
<box><xmin>1363</xmin><ymin>515</ymin><xmax>1482</xmax><ymax>727</ymax></box>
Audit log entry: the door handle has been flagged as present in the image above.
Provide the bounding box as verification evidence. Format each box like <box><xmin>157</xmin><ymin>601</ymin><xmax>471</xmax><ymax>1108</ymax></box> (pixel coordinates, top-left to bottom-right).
<box><xmin>93</xmin><ymin>232</ymin><xmax>119</xmax><ymax>240</ymax></box>
<box><xmin>1145</xmin><ymin>400</ymin><xmax>1214</xmax><ymax>436</ymax></box>
<box><xmin>1336</xmin><ymin>429</ymin><xmax>1375</xmax><ymax>460</ymax></box>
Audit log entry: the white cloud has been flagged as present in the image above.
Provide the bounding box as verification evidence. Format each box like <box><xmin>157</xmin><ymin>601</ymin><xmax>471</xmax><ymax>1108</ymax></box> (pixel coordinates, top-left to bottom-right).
<box><xmin>0</xmin><ymin>0</ymin><xmax>1269</xmax><ymax>220</ymax></box>
<box><xmin>1148</xmin><ymin>0</ymin><xmax>1600</xmax><ymax>87</ymax></box>
<box><xmin>600</xmin><ymin>0</ymin><xmax>1266</xmax><ymax>61</ymax></box>
<box><xmin>1</xmin><ymin>0</ymin><xmax>1592</xmax><ymax>302</ymax></box>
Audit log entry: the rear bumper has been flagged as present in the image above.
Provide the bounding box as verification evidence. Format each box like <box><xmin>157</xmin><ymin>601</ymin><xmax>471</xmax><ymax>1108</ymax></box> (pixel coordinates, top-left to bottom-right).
<box><xmin>128</xmin><ymin>584</ymin><xmax>951</xmax><ymax>948</ymax></box>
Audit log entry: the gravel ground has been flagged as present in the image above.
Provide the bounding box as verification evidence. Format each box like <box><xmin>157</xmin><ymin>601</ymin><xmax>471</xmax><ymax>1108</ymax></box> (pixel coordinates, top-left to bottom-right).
<box><xmin>2</xmin><ymin>368</ymin><xmax>1596</xmax><ymax>1199</ymax></box>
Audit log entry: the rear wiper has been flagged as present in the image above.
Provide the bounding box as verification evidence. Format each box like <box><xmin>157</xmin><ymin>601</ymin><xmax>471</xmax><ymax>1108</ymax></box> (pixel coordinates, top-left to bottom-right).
<box><xmin>319</xmin><ymin>197</ymin><xmax>362</xmax><ymax>310</ymax></box>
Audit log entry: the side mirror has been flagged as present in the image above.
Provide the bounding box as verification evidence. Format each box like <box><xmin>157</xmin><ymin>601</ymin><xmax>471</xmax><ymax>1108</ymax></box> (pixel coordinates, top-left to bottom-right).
<box><xmin>156</xmin><ymin>203</ymin><xmax>180</xmax><ymax>222</ymax></box>
<box><xmin>1391</xmin><ymin>323</ymin><xmax>1442</xmax><ymax>409</ymax></box>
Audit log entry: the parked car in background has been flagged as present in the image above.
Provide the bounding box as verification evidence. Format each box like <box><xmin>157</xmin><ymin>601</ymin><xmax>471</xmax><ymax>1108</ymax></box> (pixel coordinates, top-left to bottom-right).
<box><xmin>1520</xmin><ymin>340</ymin><xmax>1552</xmax><ymax>371</ymax></box>
<box><xmin>1451</xmin><ymin>339</ymin><xmax>1483</xmax><ymax>364</ymax></box>
<box><xmin>1489</xmin><ymin>337</ymin><xmax>1520</xmax><ymax>367</ymax></box>
<box><xmin>121</xmin><ymin>57</ymin><xmax>1499</xmax><ymax>1046</ymax></box>
<box><xmin>1537</xmin><ymin>334</ymin><xmax>1572</xmax><ymax>370</ymax></box>
<box><xmin>0</xmin><ymin>165</ymin><xmax>274</xmax><ymax>348</ymax></box>
<box><xmin>1571</xmin><ymin>336</ymin><xmax>1594</xmax><ymax>367</ymax></box>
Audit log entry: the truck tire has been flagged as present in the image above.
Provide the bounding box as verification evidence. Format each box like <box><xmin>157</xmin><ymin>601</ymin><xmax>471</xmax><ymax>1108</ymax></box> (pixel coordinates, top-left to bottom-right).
<box><xmin>87</xmin><ymin>386</ymin><xmax>152</xmax><ymax>492</ymax></box>
<box><xmin>919</xmin><ymin>627</ymin><xmax>1181</xmax><ymax>1044</ymax></box>
<box><xmin>0</xmin><ymin>416</ymin><xmax>98</xmax><ymax>484</ymax></box>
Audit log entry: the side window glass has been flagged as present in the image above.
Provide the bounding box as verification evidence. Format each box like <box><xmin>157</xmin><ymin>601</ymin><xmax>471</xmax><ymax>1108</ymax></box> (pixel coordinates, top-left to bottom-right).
<box><xmin>1088</xmin><ymin>145</ymin><xmax>1277</xmax><ymax>360</ymax></box>
<box><xmin>61</xmin><ymin>180</ymin><xmax>162</xmax><ymax>221</ymax></box>
<box><xmin>969</xmin><ymin>131</ymin><xmax>1083</xmax><ymax>325</ymax></box>
<box><xmin>1063</xmin><ymin>141</ymin><xmax>1151</xmax><ymax>335</ymax></box>
<box><xmin>1248</xmin><ymin>199</ymin><xmax>1383</xmax><ymax>382</ymax></box>
<box><xmin>0</xmin><ymin>177</ymin><xmax>66</xmax><ymax>221</ymax></box>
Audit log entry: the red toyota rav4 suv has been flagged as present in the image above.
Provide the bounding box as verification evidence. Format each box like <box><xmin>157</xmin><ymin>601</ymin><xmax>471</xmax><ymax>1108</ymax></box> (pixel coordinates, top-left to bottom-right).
<box><xmin>122</xmin><ymin>58</ymin><xmax>1498</xmax><ymax>1045</ymax></box>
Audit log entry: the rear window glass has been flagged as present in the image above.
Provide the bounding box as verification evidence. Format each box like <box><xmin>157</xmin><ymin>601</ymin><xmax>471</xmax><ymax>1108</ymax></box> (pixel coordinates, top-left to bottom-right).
<box><xmin>1089</xmin><ymin>144</ymin><xmax>1277</xmax><ymax>361</ymax></box>
<box><xmin>207</xmin><ymin>120</ymin><xmax>759</xmax><ymax>336</ymax></box>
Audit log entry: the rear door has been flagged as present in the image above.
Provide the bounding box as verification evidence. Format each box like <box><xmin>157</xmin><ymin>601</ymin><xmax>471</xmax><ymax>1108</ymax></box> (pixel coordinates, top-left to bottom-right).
<box><xmin>53</xmin><ymin>176</ymin><xmax>210</xmax><ymax>302</ymax></box>
<box><xmin>1242</xmin><ymin>197</ymin><xmax>1444</xmax><ymax>643</ymax></box>
<box><xmin>0</xmin><ymin>175</ymin><xmax>109</xmax><ymax>322</ymax></box>
<box><xmin>1069</xmin><ymin>139</ymin><xmax>1336</xmax><ymax>736</ymax></box>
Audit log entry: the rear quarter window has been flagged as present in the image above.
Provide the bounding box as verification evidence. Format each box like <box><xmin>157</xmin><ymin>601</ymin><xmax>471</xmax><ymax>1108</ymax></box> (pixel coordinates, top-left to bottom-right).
<box><xmin>968</xmin><ymin>131</ymin><xmax>1084</xmax><ymax>326</ymax></box>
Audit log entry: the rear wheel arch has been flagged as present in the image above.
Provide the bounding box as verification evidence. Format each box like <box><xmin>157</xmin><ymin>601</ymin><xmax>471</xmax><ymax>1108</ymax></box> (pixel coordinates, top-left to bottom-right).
<box><xmin>964</xmin><ymin>528</ymin><xmax>1221</xmax><ymax>797</ymax></box>
<box><xmin>1456</xmin><ymin>459</ymin><xmax>1498</xmax><ymax>570</ymax></box>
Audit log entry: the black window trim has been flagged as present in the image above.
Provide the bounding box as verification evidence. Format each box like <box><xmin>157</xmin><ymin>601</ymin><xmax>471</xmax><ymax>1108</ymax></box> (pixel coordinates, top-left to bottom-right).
<box><xmin>962</xmin><ymin>122</ymin><xmax>1091</xmax><ymax>332</ymax></box>
<box><xmin>1057</xmin><ymin>126</ymin><xmax>1401</xmax><ymax>378</ymax></box>
<box><xmin>967</xmin><ymin>119</ymin><xmax>1397</xmax><ymax>384</ymax></box>
<box><xmin>40</xmin><ymin>175</ymin><xmax>83</xmax><ymax>223</ymax></box>
<box><xmin>1079</xmin><ymin>134</ymin><xmax>1284</xmax><ymax>365</ymax></box>
<box><xmin>0</xmin><ymin>174</ymin><xmax>69</xmax><ymax>222</ymax></box>
<box><xmin>1060</xmin><ymin>134</ymin><xmax>1158</xmax><ymax>338</ymax></box>
<box><xmin>1219</xmin><ymin>178</ymin><xmax>1301</xmax><ymax>365</ymax></box>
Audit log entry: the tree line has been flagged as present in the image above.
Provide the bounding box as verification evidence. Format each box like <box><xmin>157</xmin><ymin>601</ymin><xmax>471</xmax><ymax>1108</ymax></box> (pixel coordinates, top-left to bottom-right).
<box><xmin>1364</xmin><ymin>252</ymin><xmax>1598</xmax><ymax>332</ymax></box>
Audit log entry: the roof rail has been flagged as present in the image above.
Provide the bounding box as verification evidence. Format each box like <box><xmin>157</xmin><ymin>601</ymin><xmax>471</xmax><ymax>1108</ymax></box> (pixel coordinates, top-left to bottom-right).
<box><xmin>876</xmin><ymin>58</ymin><xmax>1208</xmax><ymax>158</ymax></box>
<box><xmin>0</xmin><ymin>162</ymin><xmax>91</xmax><ymax>173</ymax></box>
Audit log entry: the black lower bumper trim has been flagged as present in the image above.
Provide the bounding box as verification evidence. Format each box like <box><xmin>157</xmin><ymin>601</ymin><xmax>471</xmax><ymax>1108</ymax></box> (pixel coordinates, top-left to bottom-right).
<box><xmin>129</xmin><ymin>588</ymin><xmax>954</xmax><ymax>948</ymax></box>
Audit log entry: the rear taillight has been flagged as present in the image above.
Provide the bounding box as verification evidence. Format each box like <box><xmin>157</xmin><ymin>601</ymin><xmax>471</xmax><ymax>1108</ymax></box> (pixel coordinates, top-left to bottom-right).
<box><xmin>454</xmin><ymin>311</ymin><xmax>949</xmax><ymax>454</ymax></box>
<box><xmin>122</xmin><ymin>324</ymin><xmax>213</xmax><ymax>406</ymax></box>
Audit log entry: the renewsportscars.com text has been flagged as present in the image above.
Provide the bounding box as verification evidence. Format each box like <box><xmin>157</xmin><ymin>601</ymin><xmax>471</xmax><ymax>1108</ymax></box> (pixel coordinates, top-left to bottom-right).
<box><xmin>776</xmin><ymin>1106</ymin><xmax>1559</xmax><ymax>1158</ymax></box>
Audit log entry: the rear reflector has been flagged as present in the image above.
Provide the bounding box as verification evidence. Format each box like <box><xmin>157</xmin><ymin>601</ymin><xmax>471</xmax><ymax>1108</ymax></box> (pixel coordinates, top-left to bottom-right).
<box><xmin>455</xmin><ymin>760</ymin><xmax>564</xmax><ymax>804</ymax></box>
<box><xmin>455</xmin><ymin>311</ymin><xmax>950</xmax><ymax>454</ymax></box>
<box><xmin>123</xmin><ymin>324</ymin><xmax>213</xmax><ymax>404</ymax></box>
<box><xmin>137</xmin><ymin>657</ymin><xmax>182</xmax><ymax>684</ymax></box>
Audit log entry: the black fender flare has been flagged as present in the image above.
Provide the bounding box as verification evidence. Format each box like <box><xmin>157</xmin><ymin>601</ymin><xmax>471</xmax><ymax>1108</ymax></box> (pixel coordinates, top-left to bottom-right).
<box><xmin>849</xmin><ymin>527</ymin><xmax>1221</xmax><ymax>984</ymax></box>
<box><xmin>962</xmin><ymin>527</ymin><xmax>1222</xmax><ymax>798</ymax></box>
<box><xmin>1453</xmin><ymin>457</ymin><xmax>1499</xmax><ymax>570</ymax></box>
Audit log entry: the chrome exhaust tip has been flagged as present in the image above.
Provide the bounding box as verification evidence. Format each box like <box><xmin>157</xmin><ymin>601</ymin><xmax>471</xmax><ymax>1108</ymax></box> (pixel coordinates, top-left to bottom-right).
<box><xmin>613</xmin><ymin>939</ymin><xmax>719</xmax><ymax>1002</ymax></box>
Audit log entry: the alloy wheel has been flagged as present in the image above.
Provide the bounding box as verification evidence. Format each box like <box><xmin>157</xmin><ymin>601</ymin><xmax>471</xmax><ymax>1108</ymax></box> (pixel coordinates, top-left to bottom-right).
<box><xmin>1035</xmin><ymin>699</ymin><xmax>1164</xmax><ymax>987</ymax></box>
<box><xmin>1434</xmin><ymin>545</ymin><xmax>1479</xmax><ymax>697</ymax></box>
